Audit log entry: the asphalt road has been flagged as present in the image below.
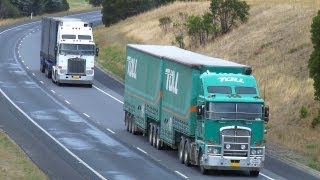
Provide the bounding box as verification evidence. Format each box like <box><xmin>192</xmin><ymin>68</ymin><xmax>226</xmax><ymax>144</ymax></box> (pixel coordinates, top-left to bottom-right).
<box><xmin>0</xmin><ymin>11</ymin><xmax>180</xmax><ymax>180</ymax></box>
<box><xmin>0</xmin><ymin>10</ymin><xmax>319</xmax><ymax>180</ymax></box>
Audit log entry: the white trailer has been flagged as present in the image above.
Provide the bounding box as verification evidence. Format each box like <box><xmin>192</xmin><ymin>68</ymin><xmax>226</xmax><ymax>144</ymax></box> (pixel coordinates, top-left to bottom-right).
<box><xmin>40</xmin><ymin>17</ymin><xmax>99</xmax><ymax>87</ymax></box>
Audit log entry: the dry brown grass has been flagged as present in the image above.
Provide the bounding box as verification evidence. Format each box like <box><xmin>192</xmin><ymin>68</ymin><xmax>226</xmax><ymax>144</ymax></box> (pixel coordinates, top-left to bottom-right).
<box><xmin>94</xmin><ymin>0</ymin><xmax>320</xmax><ymax>166</ymax></box>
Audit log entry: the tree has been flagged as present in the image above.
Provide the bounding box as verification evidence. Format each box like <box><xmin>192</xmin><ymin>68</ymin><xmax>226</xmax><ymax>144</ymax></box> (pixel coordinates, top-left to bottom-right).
<box><xmin>0</xmin><ymin>0</ymin><xmax>20</xmax><ymax>18</ymax></box>
<box><xmin>45</xmin><ymin>0</ymin><xmax>69</xmax><ymax>13</ymax></box>
<box><xmin>87</xmin><ymin>0</ymin><xmax>102</xmax><ymax>7</ymax></box>
<box><xmin>102</xmin><ymin>0</ymin><xmax>175</xmax><ymax>27</ymax></box>
<box><xmin>210</xmin><ymin>0</ymin><xmax>249</xmax><ymax>34</ymax></box>
<box><xmin>309</xmin><ymin>10</ymin><xmax>320</xmax><ymax>100</ymax></box>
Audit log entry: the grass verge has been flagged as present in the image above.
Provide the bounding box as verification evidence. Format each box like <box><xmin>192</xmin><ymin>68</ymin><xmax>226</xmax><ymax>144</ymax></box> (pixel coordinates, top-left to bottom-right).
<box><xmin>0</xmin><ymin>130</ymin><xmax>46</xmax><ymax>179</ymax></box>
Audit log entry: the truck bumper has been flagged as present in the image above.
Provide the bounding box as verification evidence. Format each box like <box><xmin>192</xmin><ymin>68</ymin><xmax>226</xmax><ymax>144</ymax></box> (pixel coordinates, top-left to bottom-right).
<box><xmin>201</xmin><ymin>155</ymin><xmax>264</xmax><ymax>171</ymax></box>
<box><xmin>57</xmin><ymin>74</ymin><xmax>94</xmax><ymax>85</ymax></box>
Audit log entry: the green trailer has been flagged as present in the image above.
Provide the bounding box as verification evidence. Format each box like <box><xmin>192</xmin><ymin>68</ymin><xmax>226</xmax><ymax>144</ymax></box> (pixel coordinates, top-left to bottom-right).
<box><xmin>123</xmin><ymin>44</ymin><xmax>269</xmax><ymax>176</ymax></box>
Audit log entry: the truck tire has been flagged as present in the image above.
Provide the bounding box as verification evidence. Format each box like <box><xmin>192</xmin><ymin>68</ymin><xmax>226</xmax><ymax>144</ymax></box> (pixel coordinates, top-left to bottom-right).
<box><xmin>152</xmin><ymin>125</ymin><xmax>157</xmax><ymax>147</ymax></box>
<box><xmin>199</xmin><ymin>150</ymin><xmax>207</xmax><ymax>175</ymax></box>
<box><xmin>178</xmin><ymin>136</ymin><xmax>185</xmax><ymax>164</ymax></box>
<box><xmin>249</xmin><ymin>171</ymin><xmax>259</xmax><ymax>177</ymax></box>
<box><xmin>130</xmin><ymin>117</ymin><xmax>137</xmax><ymax>135</ymax></box>
<box><xmin>128</xmin><ymin>114</ymin><xmax>132</xmax><ymax>133</ymax></box>
<box><xmin>40</xmin><ymin>64</ymin><xmax>45</xmax><ymax>73</ymax></box>
<box><xmin>155</xmin><ymin>127</ymin><xmax>162</xmax><ymax>150</ymax></box>
<box><xmin>125</xmin><ymin>112</ymin><xmax>129</xmax><ymax>131</ymax></box>
<box><xmin>45</xmin><ymin>66</ymin><xmax>52</xmax><ymax>79</ymax></box>
<box><xmin>148</xmin><ymin>123</ymin><xmax>153</xmax><ymax>145</ymax></box>
<box><xmin>184</xmin><ymin>139</ymin><xmax>191</xmax><ymax>166</ymax></box>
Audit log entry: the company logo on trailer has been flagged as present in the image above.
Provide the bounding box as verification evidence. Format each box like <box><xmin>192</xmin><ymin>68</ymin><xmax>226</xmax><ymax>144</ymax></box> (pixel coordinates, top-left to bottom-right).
<box><xmin>165</xmin><ymin>68</ymin><xmax>179</xmax><ymax>94</ymax></box>
<box><xmin>218</xmin><ymin>77</ymin><xmax>244</xmax><ymax>83</ymax></box>
<box><xmin>127</xmin><ymin>56</ymin><xmax>137</xmax><ymax>79</ymax></box>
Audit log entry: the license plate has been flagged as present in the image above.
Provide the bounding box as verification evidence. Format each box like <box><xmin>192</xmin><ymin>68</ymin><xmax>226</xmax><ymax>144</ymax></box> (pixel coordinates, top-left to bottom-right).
<box><xmin>230</xmin><ymin>160</ymin><xmax>240</xmax><ymax>167</ymax></box>
<box><xmin>73</xmin><ymin>76</ymin><xmax>80</xmax><ymax>80</ymax></box>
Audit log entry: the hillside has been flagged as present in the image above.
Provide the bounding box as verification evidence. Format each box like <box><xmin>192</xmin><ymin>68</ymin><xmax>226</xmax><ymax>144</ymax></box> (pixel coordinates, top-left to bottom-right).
<box><xmin>94</xmin><ymin>0</ymin><xmax>320</xmax><ymax>170</ymax></box>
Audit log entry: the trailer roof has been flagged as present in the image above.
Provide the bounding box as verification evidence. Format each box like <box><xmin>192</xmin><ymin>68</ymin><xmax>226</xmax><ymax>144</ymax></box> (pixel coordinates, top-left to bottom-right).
<box><xmin>128</xmin><ymin>44</ymin><xmax>248</xmax><ymax>68</ymax></box>
<box><xmin>44</xmin><ymin>17</ymin><xmax>84</xmax><ymax>23</ymax></box>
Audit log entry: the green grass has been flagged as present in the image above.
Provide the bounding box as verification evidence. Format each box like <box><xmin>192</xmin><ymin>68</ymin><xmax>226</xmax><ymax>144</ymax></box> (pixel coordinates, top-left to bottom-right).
<box><xmin>0</xmin><ymin>130</ymin><xmax>46</xmax><ymax>179</ymax></box>
<box><xmin>98</xmin><ymin>47</ymin><xmax>126</xmax><ymax>80</ymax></box>
<box><xmin>308</xmin><ymin>157</ymin><xmax>320</xmax><ymax>171</ymax></box>
<box><xmin>68</xmin><ymin>0</ymin><xmax>92</xmax><ymax>11</ymax></box>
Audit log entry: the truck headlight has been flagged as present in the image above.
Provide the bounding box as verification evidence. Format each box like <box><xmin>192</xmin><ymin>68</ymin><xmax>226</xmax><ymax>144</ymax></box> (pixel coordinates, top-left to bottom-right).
<box><xmin>226</xmin><ymin>144</ymin><xmax>231</xmax><ymax>149</ymax></box>
<box><xmin>59</xmin><ymin>69</ymin><xmax>66</xmax><ymax>74</ymax></box>
<box><xmin>86</xmin><ymin>70</ymin><xmax>93</xmax><ymax>75</ymax></box>
<box><xmin>241</xmin><ymin>144</ymin><xmax>246</xmax><ymax>150</ymax></box>
<box><xmin>257</xmin><ymin>149</ymin><xmax>263</xmax><ymax>155</ymax></box>
<box><xmin>207</xmin><ymin>147</ymin><xmax>218</xmax><ymax>154</ymax></box>
<box><xmin>251</xmin><ymin>149</ymin><xmax>256</xmax><ymax>155</ymax></box>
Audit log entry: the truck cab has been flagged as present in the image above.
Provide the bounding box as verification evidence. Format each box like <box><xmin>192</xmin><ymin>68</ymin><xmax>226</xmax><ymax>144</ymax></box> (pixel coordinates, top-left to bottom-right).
<box><xmin>196</xmin><ymin>71</ymin><xmax>269</xmax><ymax>176</ymax></box>
<box><xmin>40</xmin><ymin>17</ymin><xmax>98</xmax><ymax>87</ymax></box>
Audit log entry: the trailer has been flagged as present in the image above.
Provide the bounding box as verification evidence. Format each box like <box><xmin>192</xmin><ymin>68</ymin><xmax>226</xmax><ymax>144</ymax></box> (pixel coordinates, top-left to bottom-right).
<box><xmin>40</xmin><ymin>17</ymin><xmax>99</xmax><ymax>87</ymax></box>
<box><xmin>124</xmin><ymin>44</ymin><xmax>269</xmax><ymax>176</ymax></box>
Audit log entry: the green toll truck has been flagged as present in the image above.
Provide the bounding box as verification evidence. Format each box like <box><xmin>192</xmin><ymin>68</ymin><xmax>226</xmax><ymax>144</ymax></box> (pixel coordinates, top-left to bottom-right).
<box><xmin>123</xmin><ymin>44</ymin><xmax>269</xmax><ymax>176</ymax></box>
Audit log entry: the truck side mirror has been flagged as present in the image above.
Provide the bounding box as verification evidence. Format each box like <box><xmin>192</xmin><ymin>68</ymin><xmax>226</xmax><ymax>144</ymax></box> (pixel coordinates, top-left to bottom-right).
<box><xmin>96</xmin><ymin>47</ymin><xmax>99</xmax><ymax>57</ymax></box>
<box><xmin>264</xmin><ymin>105</ymin><xmax>269</xmax><ymax>123</ymax></box>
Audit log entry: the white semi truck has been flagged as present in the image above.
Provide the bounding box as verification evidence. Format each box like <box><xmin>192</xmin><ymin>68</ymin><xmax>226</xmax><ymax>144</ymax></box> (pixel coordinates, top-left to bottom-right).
<box><xmin>40</xmin><ymin>17</ymin><xmax>98</xmax><ymax>87</ymax></box>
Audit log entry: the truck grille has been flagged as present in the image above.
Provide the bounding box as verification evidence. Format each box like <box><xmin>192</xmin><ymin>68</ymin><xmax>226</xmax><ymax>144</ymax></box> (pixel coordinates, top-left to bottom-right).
<box><xmin>67</xmin><ymin>58</ymin><xmax>86</xmax><ymax>75</ymax></box>
<box><xmin>221</xmin><ymin>128</ymin><xmax>250</xmax><ymax>157</ymax></box>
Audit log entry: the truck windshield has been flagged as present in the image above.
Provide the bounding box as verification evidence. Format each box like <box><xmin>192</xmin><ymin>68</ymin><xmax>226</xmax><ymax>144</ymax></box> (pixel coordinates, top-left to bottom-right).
<box><xmin>59</xmin><ymin>44</ymin><xmax>95</xmax><ymax>55</ymax></box>
<box><xmin>206</xmin><ymin>102</ymin><xmax>263</xmax><ymax>120</ymax></box>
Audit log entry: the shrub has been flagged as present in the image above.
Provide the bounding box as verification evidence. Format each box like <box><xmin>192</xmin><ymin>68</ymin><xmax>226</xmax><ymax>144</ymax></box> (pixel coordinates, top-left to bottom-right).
<box><xmin>311</xmin><ymin>109</ymin><xmax>320</xmax><ymax>128</ymax></box>
<box><xmin>309</xmin><ymin>10</ymin><xmax>320</xmax><ymax>100</ymax></box>
<box><xmin>159</xmin><ymin>16</ymin><xmax>172</xmax><ymax>34</ymax></box>
<box><xmin>299</xmin><ymin>106</ymin><xmax>308</xmax><ymax>119</ymax></box>
<box><xmin>210</xmin><ymin>0</ymin><xmax>250</xmax><ymax>34</ymax></box>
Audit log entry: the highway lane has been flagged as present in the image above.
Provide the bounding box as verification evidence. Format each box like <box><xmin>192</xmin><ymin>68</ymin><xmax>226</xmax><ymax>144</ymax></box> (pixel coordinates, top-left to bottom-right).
<box><xmin>0</xmin><ymin>11</ymin><xmax>180</xmax><ymax>180</ymax></box>
<box><xmin>3</xmin><ymin>11</ymin><xmax>320</xmax><ymax>180</ymax></box>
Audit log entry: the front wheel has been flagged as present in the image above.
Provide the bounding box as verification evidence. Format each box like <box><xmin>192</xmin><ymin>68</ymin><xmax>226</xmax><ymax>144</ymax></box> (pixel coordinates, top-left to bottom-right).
<box><xmin>183</xmin><ymin>139</ymin><xmax>190</xmax><ymax>166</ymax></box>
<box><xmin>199</xmin><ymin>151</ymin><xmax>207</xmax><ymax>175</ymax></box>
<box><xmin>45</xmin><ymin>66</ymin><xmax>52</xmax><ymax>79</ymax></box>
<box><xmin>249</xmin><ymin>171</ymin><xmax>260</xmax><ymax>177</ymax></box>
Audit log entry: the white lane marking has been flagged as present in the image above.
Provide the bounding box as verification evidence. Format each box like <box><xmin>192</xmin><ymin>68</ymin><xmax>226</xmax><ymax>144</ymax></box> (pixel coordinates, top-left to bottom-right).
<box><xmin>0</xmin><ymin>89</ymin><xmax>107</xmax><ymax>180</ymax></box>
<box><xmin>22</xmin><ymin>60</ymin><xmax>24</xmax><ymax>63</ymax></box>
<box><xmin>26</xmin><ymin>66</ymin><xmax>29</xmax><ymax>69</ymax></box>
<box><xmin>174</xmin><ymin>171</ymin><xmax>188</xmax><ymax>179</ymax></box>
<box><xmin>83</xmin><ymin>113</ymin><xmax>90</xmax><ymax>118</ymax></box>
<box><xmin>50</xmin><ymin>90</ymin><xmax>55</xmax><ymax>94</ymax></box>
<box><xmin>107</xmin><ymin>128</ymin><xmax>115</xmax><ymax>134</ymax></box>
<box><xmin>32</xmin><ymin>73</ymin><xmax>35</xmax><ymax>76</ymax></box>
<box><xmin>93</xmin><ymin>85</ymin><xmax>123</xmax><ymax>104</ymax></box>
<box><xmin>136</xmin><ymin>147</ymin><xmax>147</xmax><ymax>154</ymax></box>
<box><xmin>260</xmin><ymin>173</ymin><xmax>275</xmax><ymax>180</ymax></box>
<box><xmin>65</xmin><ymin>100</ymin><xmax>70</xmax><ymax>104</ymax></box>
<box><xmin>0</xmin><ymin>22</ymin><xmax>38</xmax><ymax>36</ymax></box>
<box><xmin>40</xmin><ymin>81</ymin><xmax>44</xmax><ymax>84</ymax></box>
